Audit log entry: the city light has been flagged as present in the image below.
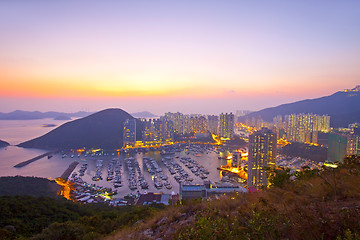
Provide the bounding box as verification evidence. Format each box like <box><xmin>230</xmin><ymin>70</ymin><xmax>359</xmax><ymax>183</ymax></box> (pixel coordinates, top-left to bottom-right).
<box><xmin>211</xmin><ymin>133</ymin><xmax>222</xmax><ymax>145</ymax></box>
<box><xmin>55</xmin><ymin>178</ymin><xmax>74</xmax><ymax>201</ymax></box>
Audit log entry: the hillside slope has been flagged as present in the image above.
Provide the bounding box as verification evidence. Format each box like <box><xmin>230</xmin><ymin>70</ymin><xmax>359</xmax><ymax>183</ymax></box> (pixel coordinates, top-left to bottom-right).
<box><xmin>240</xmin><ymin>88</ymin><xmax>360</xmax><ymax>127</ymax></box>
<box><xmin>107</xmin><ymin>160</ymin><xmax>360</xmax><ymax>240</ymax></box>
<box><xmin>0</xmin><ymin>176</ymin><xmax>60</xmax><ymax>197</ymax></box>
<box><xmin>18</xmin><ymin>108</ymin><xmax>142</xmax><ymax>150</ymax></box>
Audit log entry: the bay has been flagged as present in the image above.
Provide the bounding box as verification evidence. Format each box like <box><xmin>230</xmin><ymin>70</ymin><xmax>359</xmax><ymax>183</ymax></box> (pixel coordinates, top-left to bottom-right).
<box><xmin>0</xmin><ymin>119</ymin><xmax>229</xmax><ymax>198</ymax></box>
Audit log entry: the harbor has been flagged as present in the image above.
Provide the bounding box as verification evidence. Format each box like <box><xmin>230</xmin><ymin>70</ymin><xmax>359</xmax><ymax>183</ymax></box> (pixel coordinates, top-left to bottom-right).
<box><xmin>57</xmin><ymin>144</ymin><xmax>240</xmax><ymax>205</ymax></box>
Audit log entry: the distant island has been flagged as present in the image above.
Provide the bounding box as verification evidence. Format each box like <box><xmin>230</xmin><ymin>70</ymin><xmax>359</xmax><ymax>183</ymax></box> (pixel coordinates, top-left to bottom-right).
<box><xmin>18</xmin><ymin>108</ymin><xmax>143</xmax><ymax>150</ymax></box>
<box><xmin>0</xmin><ymin>110</ymin><xmax>92</xmax><ymax>120</ymax></box>
<box><xmin>42</xmin><ymin>124</ymin><xmax>57</xmax><ymax>128</ymax></box>
<box><xmin>53</xmin><ymin>116</ymin><xmax>72</xmax><ymax>120</ymax></box>
<box><xmin>239</xmin><ymin>86</ymin><xmax>360</xmax><ymax>128</ymax></box>
<box><xmin>0</xmin><ymin>139</ymin><xmax>10</xmax><ymax>148</ymax></box>
<box><xmin>131</xmin><ymin>111</ymin><xmax>158</xmax><ymax>118</ymax></box>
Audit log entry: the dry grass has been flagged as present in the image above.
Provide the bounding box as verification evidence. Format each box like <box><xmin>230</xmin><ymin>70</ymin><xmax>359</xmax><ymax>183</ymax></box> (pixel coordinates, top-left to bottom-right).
<box><xmin>107</xmin><ymin>164</ymin><xmax>360</xmax><ymax>240</ymax></box>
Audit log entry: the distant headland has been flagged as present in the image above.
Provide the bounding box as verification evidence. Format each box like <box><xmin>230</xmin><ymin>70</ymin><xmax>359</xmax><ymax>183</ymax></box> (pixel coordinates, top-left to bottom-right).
<box><xmin>0</xmin><ymin>139</ymin><xmax>10</xmax><ymax>148</ymax></box>
<box><xmin>0</xmin><ymin>110</ymin><xmax>91</xmax><ymax>120</ymax></box>
<box><xmin>18</xmin><ymin>108</ymin><xmax>143</xmax><ymax>150</ymax></box>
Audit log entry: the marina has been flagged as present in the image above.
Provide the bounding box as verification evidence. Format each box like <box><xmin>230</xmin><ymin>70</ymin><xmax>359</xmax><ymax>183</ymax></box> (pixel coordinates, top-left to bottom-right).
<box><xmin>62</xmin><ymin>144</ymin><xmax>231</xmax><ymax>200</ymax></box>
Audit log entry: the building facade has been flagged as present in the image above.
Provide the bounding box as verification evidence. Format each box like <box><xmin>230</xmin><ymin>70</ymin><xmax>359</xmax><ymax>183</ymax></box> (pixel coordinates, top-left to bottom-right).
<box><xmin>248</xmin><ymin>128</ymin><xmax>277</xmax><ymax>188</ymax></box>
<box><xmin>123</xmin><ymin>119</ymin><xmax>137</xmax><ymax>145</ymax></box>
<box><xmin>207</xmin><ymin>115</ymin><xmax>219</xmax><ymax>135</ymax></box>
<box><xmin>285</xmin><ymin>113</ymin><xmax>330</xmax><ymax>144</ymax></box>
<box><xmin>327</xmin><ymin>133</ymin><xmax>347</xmax><ymax>162</ymax></box>
<box><xmin>219</xmin><ymin>113</ymin><xmax>234</xmax><ymax>139</ymax></box>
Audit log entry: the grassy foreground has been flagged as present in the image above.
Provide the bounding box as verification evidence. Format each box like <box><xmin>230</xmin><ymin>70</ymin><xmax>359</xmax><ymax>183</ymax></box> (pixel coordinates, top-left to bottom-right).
<box><xmin>107</xmin><ymin>156</ymin><xmax>360</xmax><ymax>240</ymax></box>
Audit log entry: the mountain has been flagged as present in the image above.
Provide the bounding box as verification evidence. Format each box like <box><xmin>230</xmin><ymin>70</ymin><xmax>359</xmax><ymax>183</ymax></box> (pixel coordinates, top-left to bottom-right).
<box><xmin>18</xmin><ymin>108</ymin><xmax>143</xmax><ymax>150</ymax></box>
<box><xmin>0</xmin><ymin>139</ymin><xmax>10</xmax><ymax>148</ymax></box>
<box><xmin>131</xmin><ymin>111</ymin><xmax>158</xmax><ymax>118</ymax></box>
<box><xmin>0</xmin><ymin>110</ymin><xmax>92</xmax><ymax>120</ymax></box>
<box><xmin>239</xmin><ymin>86</ymin><xmax>360</xmax><ymax>127</ymax></box>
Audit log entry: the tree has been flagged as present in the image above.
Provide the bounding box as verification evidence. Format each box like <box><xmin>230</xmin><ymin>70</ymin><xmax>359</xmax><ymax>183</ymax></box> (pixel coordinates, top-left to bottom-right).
<box><xmin>266</xmin><ymin>167</ymin><xmax>291</xmax><ymax>188</ymax></box>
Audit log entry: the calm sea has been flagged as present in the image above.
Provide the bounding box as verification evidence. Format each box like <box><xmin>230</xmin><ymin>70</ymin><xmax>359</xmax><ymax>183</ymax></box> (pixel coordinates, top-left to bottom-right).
<box><xmin>0</xmin><ymin>119</ymin><xmax>76</xmax><ymax>178</ymax></box>
<box><xmin>0</xmin><ymin>119</ymin><xmax>227</xmax><ymax>197</ymax></box>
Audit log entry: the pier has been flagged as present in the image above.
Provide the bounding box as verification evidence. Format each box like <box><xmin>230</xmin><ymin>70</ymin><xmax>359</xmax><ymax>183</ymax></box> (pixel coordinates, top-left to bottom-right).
<box><xmin>13</xmin><ymin>151</ymin><xmax>57</xmax><ymax>168</ymax></box>
<box><xmin>60</xmin><ymin>161</ymin><xmax>79</xmax><ymax>180</ymax></box>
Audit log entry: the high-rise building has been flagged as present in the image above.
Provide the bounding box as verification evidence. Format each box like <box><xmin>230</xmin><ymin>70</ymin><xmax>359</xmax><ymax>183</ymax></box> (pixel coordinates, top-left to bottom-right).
<box><xmin>243</xmin><ymin>116</ymin><xmax>264</xmax><ymax>129</ymax></box>
<box><xmin>316</xmin><ymin>115</ymin><xmax>330</xmax><ymax>132</ymax></box>
<box><xmin>164</xmin><ymin>112</ymin><xmax>185</xmax><ymax>134</ymax></box>
<box><xmin>160</xmin><ymin>117</ymin><xmax>174</xmax><ymax>141</ymax></box>
<box><xmin>219</xmin><ymin>113</ymin><xmax>234</xmax><ymax>139</ymax></box>
<box><xmin>327</xmin><ymin>133</ymin><xmax>347</xmax><ymax>162</ymax></box>
<box><xmin>141</xmin><ymin>118</ymin><xmax>162</xmax><ymax>141</ymax></box>
<box><xmin>285</xmin><ymin>113</ymin><xmax>330</xmax><ymax>144</ymax></box>
<box><xmin>188</xmin><ymin>115</ymin><xmax>207</xmax><ymax>134</ymax></box>
<box><xmin>207</xmin><ymin>115</ymin><xmax>219</xmax><ymax>135</ymax></box>
<box><xmin>349</xmin><ymin>122</ymin><xmax>360</xmax><ymax>135</ymax></box>
<box><xmin>346</xmin><ymin>134</ymin><xmax>360</xmax><ymax>155</ymax></box>
<box><xmin>248</xmin><ymin>128</ymin><xmax>277</xmax><ymax>188</ymax></box>
<box><xmin>123</xmin><ymin>119</ymin><xmax>137</xmax><ymax>145</ymax></box>
<box><xmin>235</xmin><ymin>110</ymin><xmax>251</xmax><ymax>122</ymax></box>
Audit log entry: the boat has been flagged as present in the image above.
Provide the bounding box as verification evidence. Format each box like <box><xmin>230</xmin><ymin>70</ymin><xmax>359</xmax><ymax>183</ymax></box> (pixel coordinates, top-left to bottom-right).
<box><xmin>47</xmin><ymin>154</ymin><xmax>53</xmax><ymax>159</ymax></box>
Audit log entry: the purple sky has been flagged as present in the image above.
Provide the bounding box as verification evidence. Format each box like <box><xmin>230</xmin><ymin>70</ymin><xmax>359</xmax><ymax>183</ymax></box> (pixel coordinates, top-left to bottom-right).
<box><xmin>0</xmin><ymin>1</ymin><xmax>359</xmax><ymax>115</ymax></box>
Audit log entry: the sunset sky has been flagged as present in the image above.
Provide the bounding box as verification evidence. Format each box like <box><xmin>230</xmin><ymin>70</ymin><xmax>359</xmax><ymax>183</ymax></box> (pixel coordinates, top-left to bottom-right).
<box><xmin>1</xmin><ymin>1</ymin><xmax>359</xmax><ymax>115</ymax></box>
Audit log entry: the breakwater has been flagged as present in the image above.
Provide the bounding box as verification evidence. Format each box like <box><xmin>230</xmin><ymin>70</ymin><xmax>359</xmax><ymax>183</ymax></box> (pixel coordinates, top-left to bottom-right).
<box><xmin>60</xmin><ymin>161</ymin><xmax>79</xmax><ymax>180</ymax></box>
<box><xmin>14</xmin><ymin>151</ymin><xmax>57</xmax><ymax>168</ymax></box>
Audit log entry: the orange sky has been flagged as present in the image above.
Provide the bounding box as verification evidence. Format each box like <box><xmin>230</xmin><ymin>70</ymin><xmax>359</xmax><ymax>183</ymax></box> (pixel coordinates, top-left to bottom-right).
<box><xmin>0</xmin><ymin>1</ymin><xmax>359</xmax><ymax>114</ymax></box>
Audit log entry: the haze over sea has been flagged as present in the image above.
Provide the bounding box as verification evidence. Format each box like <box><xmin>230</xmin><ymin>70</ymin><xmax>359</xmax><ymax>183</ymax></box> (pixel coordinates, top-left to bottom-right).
<box><xmin>0</xmin><ymin>118</ymin><xmax>73</xmax><ymax>178</ymax></box>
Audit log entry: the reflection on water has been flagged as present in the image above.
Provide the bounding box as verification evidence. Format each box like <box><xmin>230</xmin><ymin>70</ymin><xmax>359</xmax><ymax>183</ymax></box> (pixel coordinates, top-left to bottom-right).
<box><xmin>0</xmin><ymin>146</ymin><xmax>230</xmax><ymax>197</ymax></box>
<box><xmin>0</xmin><ymin>119</ymin><xmax>242</xmax><ymax>197</ymax></box>
<box><xmin>0</xmin><ymin>118</ymin><xmax>72</xmax><ymax>145</ymax></box>
<box><xmin>0</xmin><ymin>146</ymin><xmax>77</xmax><ymax>178</ymax></box>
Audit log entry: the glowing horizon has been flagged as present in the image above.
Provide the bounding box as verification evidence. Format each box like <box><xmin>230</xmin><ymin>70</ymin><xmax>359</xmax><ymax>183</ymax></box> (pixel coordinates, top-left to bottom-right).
<box><xmin>1</xmin><ymin>1</ymin><xmax>359</xmax><ymax>114</ymax></box>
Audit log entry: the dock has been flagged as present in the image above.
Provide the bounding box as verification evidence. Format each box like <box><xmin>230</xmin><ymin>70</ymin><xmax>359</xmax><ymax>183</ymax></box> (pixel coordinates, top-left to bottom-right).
<box><xmin>14</xmin><ymin>151</ymin><xmax>57</xmax><ymax>168</ymax></box>
<box><xmin>60</xmin><ymin>161</ymin><xmax>79</xmax><ymax>180</ymax></box>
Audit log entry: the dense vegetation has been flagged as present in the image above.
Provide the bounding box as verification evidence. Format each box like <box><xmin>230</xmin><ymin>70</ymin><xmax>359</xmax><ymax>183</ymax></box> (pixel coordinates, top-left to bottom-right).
<box><xmin>280</xmin><ymin>142</ymin><xmax>327</xmax><ymax>162</ymax></box>
<box><xmin>108</xmin><ymin>155</ymin><xmax>360</xmax><ymax>239</ymax></box>
<box><xmin>0</xmin><ymin>176</ymin><xmax>60</xmax><ymax>198</ymax></box>
<box><xmin>0</xmin><ymin>196</ymin><xmax>162</xmax><ymax>239</ymax></box>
